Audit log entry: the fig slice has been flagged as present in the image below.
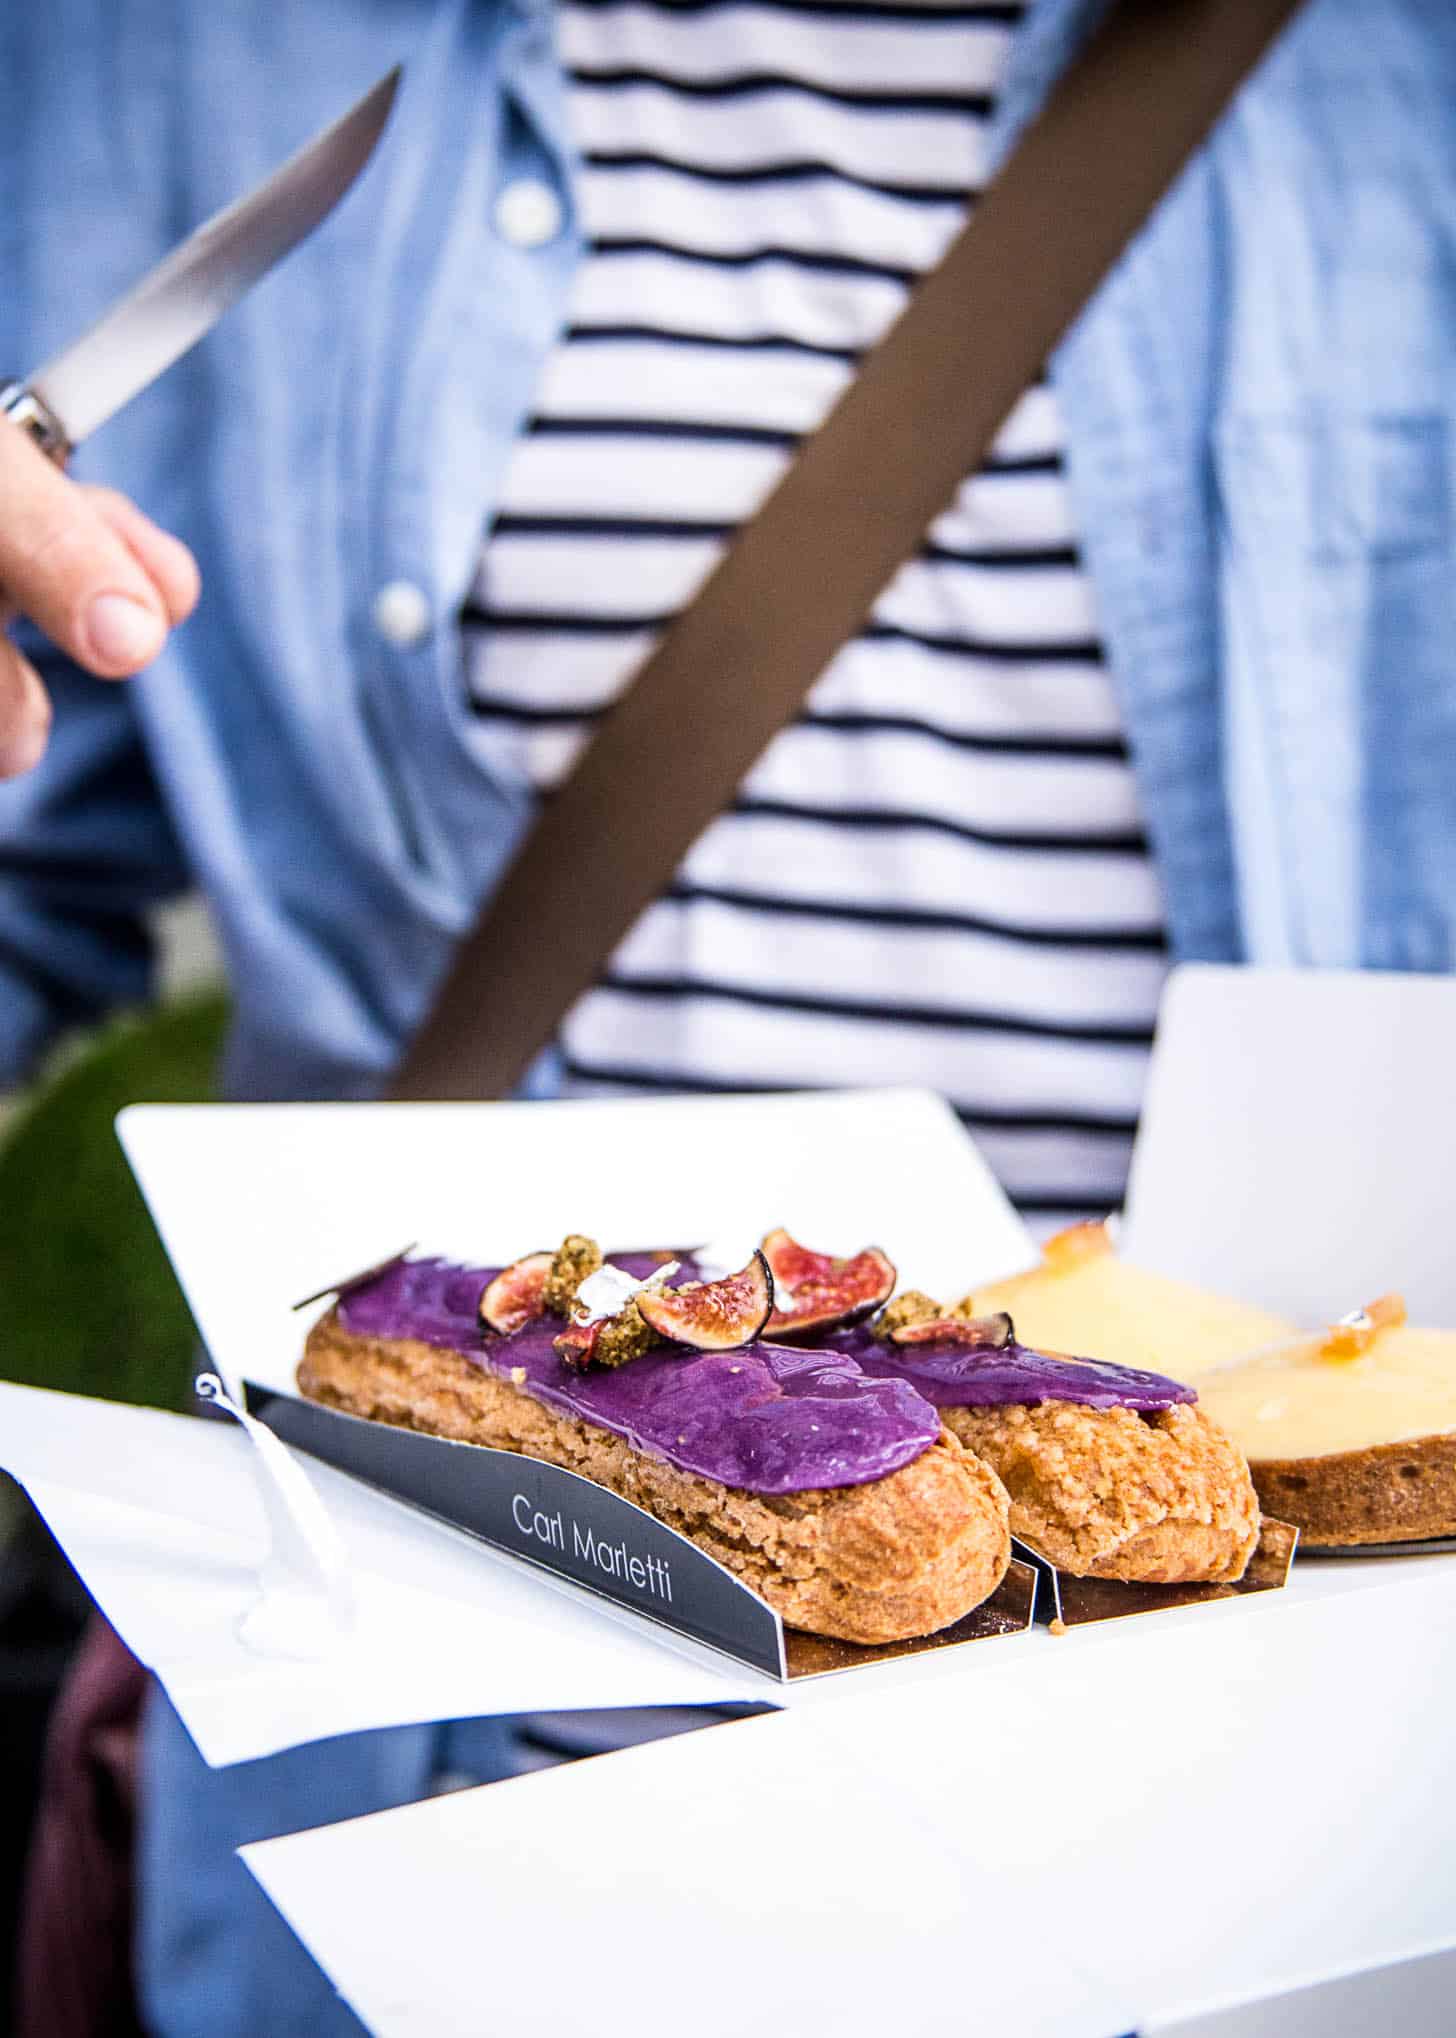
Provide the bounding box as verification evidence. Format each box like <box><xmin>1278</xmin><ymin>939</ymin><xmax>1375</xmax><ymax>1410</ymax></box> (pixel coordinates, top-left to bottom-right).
<box><xmin>635</xmin><ymin>1250</ymin><xmax>775</xmax><ymax>1351</ymax></box>
<box><xmin>888</xmin><ymin>1311</ymin><xmax>1015</xmax><ymax>1350</ymax></box>
<box><xmin>479</xmin><ymin>1251</ymin><xmax>554</xmax><ymax>1336</ymax></box>
<box><xmin>760</xmin><ymin>1229</ymin><xmax>896</xmax><ymax>1339</ymax></box>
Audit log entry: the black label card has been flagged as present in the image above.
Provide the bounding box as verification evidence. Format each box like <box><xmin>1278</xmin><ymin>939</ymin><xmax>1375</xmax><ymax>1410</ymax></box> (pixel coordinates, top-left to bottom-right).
<box><xmin>244</xmin><ymin>1385</ymin><xmax>787</xmax><ymax>1677</ymax></box>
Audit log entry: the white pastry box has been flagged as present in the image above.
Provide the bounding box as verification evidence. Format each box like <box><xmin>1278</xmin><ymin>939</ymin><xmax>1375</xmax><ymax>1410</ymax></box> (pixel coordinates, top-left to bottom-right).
<box><xmin>4</xmin><ymin>964</ymin><xmax>1456</xmax><ymax>2037</ymax></box>
<box><xmin>1123</xmin><ymin>964</ymin><xmax>1456</xmax><ymax>1323</ymax></box>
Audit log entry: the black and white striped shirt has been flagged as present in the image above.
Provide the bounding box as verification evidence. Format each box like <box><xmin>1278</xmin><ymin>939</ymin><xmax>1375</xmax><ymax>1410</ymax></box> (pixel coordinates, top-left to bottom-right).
<box><xmin>464</xmin><ymin>0</ymin><xmax>1169</xmax><ymax>1228</ymax></box>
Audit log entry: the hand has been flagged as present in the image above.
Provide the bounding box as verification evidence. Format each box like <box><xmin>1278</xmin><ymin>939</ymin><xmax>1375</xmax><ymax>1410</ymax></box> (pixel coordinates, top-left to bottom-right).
<box><xmin>0</xmin><ymin>416</ymin><xmax>200</xmax><ymax>779</ymax></box>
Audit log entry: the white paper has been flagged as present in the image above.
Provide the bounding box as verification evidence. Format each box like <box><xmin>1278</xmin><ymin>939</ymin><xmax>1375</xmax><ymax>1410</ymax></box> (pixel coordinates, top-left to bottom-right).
<box><xmin>0</xmin><ymin>1383</ymin><xmax>760</xmax><ymax>1767</ymax></box>
<box><xmin>115</xmin><ymin>1087</ymin><xmax>1039</xmax><ymax>1398</ymax></box>
<box><xmin>1125</xmin><ymin>964</ymin><xmax>1456</xmax><ymax>1323</ymax></box>
<box><xmin>244</xmin><ymin>1552</ymin><xmax>1456</xmax><ymax>2038</ymax></box>
<box><xmin>192</xmin><ymin>1369</ymin><xmax>356</xmax><ymax>1658</ymax></box>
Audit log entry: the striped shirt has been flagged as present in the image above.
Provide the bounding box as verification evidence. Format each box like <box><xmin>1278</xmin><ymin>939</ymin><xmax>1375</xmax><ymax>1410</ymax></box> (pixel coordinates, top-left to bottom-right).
<box><xmin>464</xmin><ymin>0</ymin><xmax>1170</xmax><ymax>1227</ymax></box>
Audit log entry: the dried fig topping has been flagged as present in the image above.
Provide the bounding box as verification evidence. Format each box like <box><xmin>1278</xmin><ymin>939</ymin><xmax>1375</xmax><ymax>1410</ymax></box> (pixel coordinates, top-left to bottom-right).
<box><xmin>875</xmin><ymin>1289</ymin><xmax>944</xmax><ymax>1339</ymax></box>
<box><xmin>478</xmin><ymin>1250</ymin><xmax>554</xmax><ymax>1336</ymax></box>
<box><xmin>553</xmin><ymin>1319</ymin><xmax>603</xmax><ymax>1369</ymax></box>
<box><xmin>760</xmin><ymin>1229</ymin><xmax>896</xmax><ymax>1339</ymax></box>
<box><xmin>635</xmin><ymin>1251</ymin><xmax>775</xmax><ymax>1351</ymax></box>
<box><xmin>1320</xmin><ymin>1291</ymin><xmax>1407</xmax><ymax>1362</ymax></box>
<box><xmin>889</xmin><ymin>1311</ymin><xmax>1016</xmax><ymax>1350</ymax></box>
<box><xmin>556</xmin><ymin>1298</ymin><xmax>666</xmax><ymax>1370</ymax></box>
<box><xmin>1040</xmin><ymin>1220</ymin><xmax>1114</xmax><ymax>1271</ymax></box>
<box><xmin>542</xmin><ymin>1234</ymin><xmax>604</xmax><ymax>1316</ymax></box>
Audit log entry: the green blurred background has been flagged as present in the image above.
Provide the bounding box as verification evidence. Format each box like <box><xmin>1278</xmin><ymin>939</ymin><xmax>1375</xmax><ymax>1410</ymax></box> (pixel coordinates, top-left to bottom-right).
<box><xmin>0</xmin><ymin>920</ymin><xmax>229</xmax><ymax>2033</ymax></box>
<box><xmin>0</xmin><ymin>988</ymin><xmax>229</xmax><ymax>1413</ymax></box>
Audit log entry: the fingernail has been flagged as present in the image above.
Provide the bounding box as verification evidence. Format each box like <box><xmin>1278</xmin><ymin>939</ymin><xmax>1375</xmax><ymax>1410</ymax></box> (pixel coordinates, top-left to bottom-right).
<box><xmin>86</xmin><ymin>592</ymin><xmax>165</xmax><ymax>668</ymax></box>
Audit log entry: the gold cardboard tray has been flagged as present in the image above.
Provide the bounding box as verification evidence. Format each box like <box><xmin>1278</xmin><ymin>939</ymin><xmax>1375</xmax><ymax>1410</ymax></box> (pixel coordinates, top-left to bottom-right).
<box><xmin>785</xmin><ymin>1559</ymin><xmax>1038</xmax><ymax>1678</ymax></box>
<box><xmin>1020</xmin><ymin>1516</ymin><xmax>1298</xmax><ymax>1630</ymax></box>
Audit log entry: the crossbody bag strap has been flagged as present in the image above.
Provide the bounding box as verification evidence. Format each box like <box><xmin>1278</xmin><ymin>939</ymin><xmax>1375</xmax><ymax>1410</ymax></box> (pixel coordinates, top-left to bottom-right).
<box><xmin>391</xmin><ymin>0</ymin><xmax>1302</xmax><ymax>1100</ymax></box>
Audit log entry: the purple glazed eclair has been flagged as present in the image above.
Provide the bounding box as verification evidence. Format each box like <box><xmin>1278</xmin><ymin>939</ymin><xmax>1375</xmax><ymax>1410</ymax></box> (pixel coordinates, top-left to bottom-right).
<box><xmin>758</xmin><ymin>1224</ymin><xmax>1262</xmax><ymax>1588</ymax></box>
<box><xmin>298</xmin><ymin>1245</ymin><xmax>1011</xmax><ymax>1644</ymax></box>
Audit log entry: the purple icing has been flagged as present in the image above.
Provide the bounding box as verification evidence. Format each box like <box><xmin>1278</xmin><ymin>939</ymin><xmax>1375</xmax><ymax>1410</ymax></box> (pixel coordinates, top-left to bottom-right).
<box><xmin>823</xmin><ymin>1322</ymin><xmax>1197</xmax><ymax>1413</ymax></box>
<box><xmin>339</xmin><ymin>1256</ymin><xmax>492</xmax><ymax>1350</ymax></box>
<box><xmin>336</xmin><ymin>1256</ymin><xmax>942</xmax><ymax>1495</ymax></box>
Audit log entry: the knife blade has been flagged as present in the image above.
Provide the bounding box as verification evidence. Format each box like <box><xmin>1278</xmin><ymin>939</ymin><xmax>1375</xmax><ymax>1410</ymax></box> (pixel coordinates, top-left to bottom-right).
<box><xmin>1</xmin><ymin>65</ymin><xmax>400</xmax><ymax>461</ymax></box>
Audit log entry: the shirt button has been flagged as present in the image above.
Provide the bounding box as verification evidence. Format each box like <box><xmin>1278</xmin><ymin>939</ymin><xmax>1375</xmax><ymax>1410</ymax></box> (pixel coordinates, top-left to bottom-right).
<box><xmin>371</xmin><ymin>580</ymin><xmax>432</xmax><ymax>649</ymax></box>
<box><xmin>493</xmin><ymin>179</ymin><xmax>563</xmax><ymax>249</ymax></box>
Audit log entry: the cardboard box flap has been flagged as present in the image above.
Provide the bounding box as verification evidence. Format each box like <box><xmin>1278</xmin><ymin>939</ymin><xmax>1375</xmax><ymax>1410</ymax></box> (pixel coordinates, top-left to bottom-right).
<box><xmin>116</xmin><ymin>1088</ymin><xmax>1040</xmax><ymax>1397</ymax></box>
<box><xmin>1123</xmin><ymin>964</ymin><xmax>1456</xmax><ymax>1324</ymax></box>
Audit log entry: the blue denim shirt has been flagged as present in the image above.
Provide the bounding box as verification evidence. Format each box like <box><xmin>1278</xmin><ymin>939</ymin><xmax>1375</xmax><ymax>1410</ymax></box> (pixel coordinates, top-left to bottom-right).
<box><xmin>0</xmin><ymin>0</ymin><xmax>1452</xmax><ymax>1099</ymax></box>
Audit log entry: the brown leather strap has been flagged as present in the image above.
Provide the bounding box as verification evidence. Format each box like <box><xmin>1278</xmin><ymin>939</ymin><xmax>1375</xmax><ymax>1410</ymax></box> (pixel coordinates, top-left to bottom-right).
<box><xmin>392</xmin><ymin>0</ymin><xmax>1302</xmax><ymax>1101</ymax></box>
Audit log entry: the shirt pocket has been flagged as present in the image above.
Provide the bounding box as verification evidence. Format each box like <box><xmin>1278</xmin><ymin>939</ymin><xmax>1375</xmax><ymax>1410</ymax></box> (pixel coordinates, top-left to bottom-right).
<box><xmin>1215</xmin><ymin>411</ymin><xmax>1450</xmax><ymax>564</ymax></box>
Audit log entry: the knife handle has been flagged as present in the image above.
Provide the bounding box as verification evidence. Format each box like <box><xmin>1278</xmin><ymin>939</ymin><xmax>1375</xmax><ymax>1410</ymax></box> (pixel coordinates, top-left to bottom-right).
<box><xmin>0</xmin><ymin>381</ymin><xmax>70</xmax><ymax>465</ymax></box>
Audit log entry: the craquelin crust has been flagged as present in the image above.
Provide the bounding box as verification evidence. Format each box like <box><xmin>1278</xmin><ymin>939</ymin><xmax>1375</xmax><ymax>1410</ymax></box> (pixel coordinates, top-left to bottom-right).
<box><xmin>1250</xmin><ymin>1433</ymin><xmax>1456</xmax><ymax>1546</ymax></box>
<box><xmin>942</xmin><ymin>1399</ymin><xmax>1261</xmax><ymax>1583</ymax></box>
<box><xmin>299</xmin><ymin>1313</ymin><xmax>1011</xmax><ymax>1644</ymax></box>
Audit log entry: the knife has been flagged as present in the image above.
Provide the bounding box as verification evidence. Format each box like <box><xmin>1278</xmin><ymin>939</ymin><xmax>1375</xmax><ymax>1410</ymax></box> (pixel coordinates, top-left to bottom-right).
<box><xmin>0</xmin><ymin>65</ymin><xmax>400</xmax><ymax>464</ymax></box>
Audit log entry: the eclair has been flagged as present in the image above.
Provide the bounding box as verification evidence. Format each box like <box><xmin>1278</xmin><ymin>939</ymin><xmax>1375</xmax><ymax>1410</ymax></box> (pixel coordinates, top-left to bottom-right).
<box><xmin>298</xmin><ymin>1244</ymin><xmax>1011</xmax><ymax>1645</ymax></box>
<box><xmin>763</xmin><ymin>1232</ymin><xmax>1262</xmax><ymax>1587</ymax></box>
